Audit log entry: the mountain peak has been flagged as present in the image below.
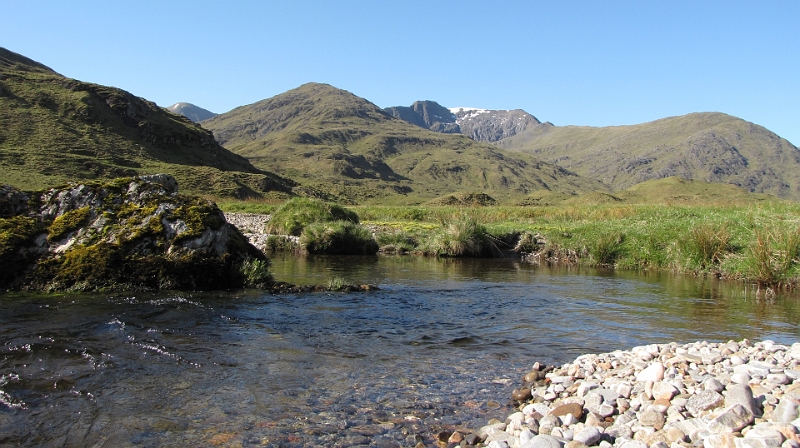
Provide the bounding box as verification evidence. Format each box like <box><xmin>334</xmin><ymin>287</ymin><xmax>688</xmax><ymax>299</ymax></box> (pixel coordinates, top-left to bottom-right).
<box><xmin>384</xmin><ymin>100</ymin><xmax>460</xmax><ymax>134</ymax></box>
<box><xmin>387</xmin><ymin>101</ymin><xmax>543</xmax><ymax>143</ymax></box>
<box><xmin>166</xmin><ymin>102</ymin><xmax>217</xmax><ymax>122</ymax></box>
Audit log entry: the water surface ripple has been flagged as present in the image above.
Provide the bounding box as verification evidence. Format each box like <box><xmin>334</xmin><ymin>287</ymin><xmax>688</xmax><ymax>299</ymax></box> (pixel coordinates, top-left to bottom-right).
<box><xmin>1</xmin><ymin>256</ymin><xmax>797</xmax><ymax>447</ymax></box>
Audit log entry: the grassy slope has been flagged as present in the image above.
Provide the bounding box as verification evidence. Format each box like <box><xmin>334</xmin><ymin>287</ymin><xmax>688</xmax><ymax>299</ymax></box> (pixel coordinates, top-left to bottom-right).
<box><xmin>0</xmin><ymin>47</ymin><xmax>292</xmax><ymax>198</ymax></box>
<box><xmin>201</xmin><ymin>82</ymin><xmax>609</xmax><ymax>204</ymax></box>
<box><xmin>495</xmin><ymin>112</ymin><xmax>800</xmax><ymax>200</ymax></box>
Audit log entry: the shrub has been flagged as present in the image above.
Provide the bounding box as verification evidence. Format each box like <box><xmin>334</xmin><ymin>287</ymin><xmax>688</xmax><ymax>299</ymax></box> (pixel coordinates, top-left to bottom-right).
<box><xmin>300</xmin><ymin>221</ymin><xmax>378</xmax><ymax>255</ymax></box>
<box><xmin>239</xmin><ymin>256</ymin><xmax>273</xmax><ymax>288</ymax></box>
<box><xmin>591</xmin><ymin>233</ymin><xmax>626</xmax><ymax>266</ymax></box>
<box><xmin>48</xmin><ymin>206</ymin><xmax>91</xmax><ymax>241</ymax></box>
<box><xmin>327</xmin><ymin>276</ymin><xmax>348</xmax><ymax>291</ymax></box>
<box><xmin>266</xmin><ymin>197</ymin><xmax>359</xmax><ymax>236</ymax></box>
<box><xmin>746</xmin><ymin>228</ymin><xmax>800</xmax><ymax>287</ymax></box>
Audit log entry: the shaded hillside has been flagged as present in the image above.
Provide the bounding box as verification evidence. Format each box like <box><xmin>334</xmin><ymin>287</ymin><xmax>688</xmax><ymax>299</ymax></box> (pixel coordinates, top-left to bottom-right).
<box><xmin>496</xmin><ymin>112</ymin><xmax>800</xmax><ymax>200</ymax></box>
<box><xmin>201</xmin><ymin>83</ymin><xmax>609</xmax><ymax>204</ymax></box>
<box><xmin>0</xmin><ymin>47</ymin><xmax>292</xmax><ymax>198</ymax></box>
<box><xmin>166</xmin><ymin>102</ymin><xmax>217</xmax><ymax>122</ymax></box>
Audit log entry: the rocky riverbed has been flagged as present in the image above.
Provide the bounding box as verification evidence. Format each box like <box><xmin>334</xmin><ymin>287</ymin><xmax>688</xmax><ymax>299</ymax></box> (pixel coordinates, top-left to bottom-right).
<box><xmin>443</xmin><ymin>339</ymin><xmax>800</xmax><ymax>448</ymax></box>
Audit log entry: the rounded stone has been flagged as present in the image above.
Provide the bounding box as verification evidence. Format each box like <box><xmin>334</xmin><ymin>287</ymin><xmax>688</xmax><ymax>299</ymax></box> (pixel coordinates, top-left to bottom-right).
<box><xmin>666</xmin><ymin>427</ymin><xmax>687</xmax><ymax>443</ymax></box>
<box><xmin>550</xmin><ymin>403</ymin><xmax>583</xmax><ymax>419</ymax></box>
<box><xmin>731</xmin><ymin>373</ymin><xmax>752</xmax><ymax>384</ymax></box>
<box><xmin>527</xmin><ymin>434</ymin><xmax>564</xmax><ymax>448</ymax></box>
<box><xmin>637</xmin><ymin>363</ymin><xmax>665</xmax><ymax>382</ymax></box>
<box><xmin>639</xmin><ymin>408</ymin><xmax>666</xmax><ymax>430</ymax></box>
<box><xmin>514</xmin><ymin>387</ymin><xmax>533</xmax><ymax>401</ymax></box>
<box><xmin>773</xmin><ymin>399</ymin><xmax>800</xmax><ymax>423</ymax></box>
<box><xmin>767</xmin><ymin>374</ymin><xmax>790</xmax><ymax>385</ymax></box>
<box><xmin>704</xmin><ymin>378</ymin><xmax>725</xmax><ymax>393</ymax></box>
<box><xmin>574</xmin><ymin>426</ymin><xmax>602</xmax><ymax>446</ymax></box>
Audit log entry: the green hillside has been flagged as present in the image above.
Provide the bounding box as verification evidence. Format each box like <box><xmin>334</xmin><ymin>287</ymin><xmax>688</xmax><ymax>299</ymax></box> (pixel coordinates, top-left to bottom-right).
<box><xmin>557</xmin><ymin>177</ymin><xmax>778</xmax><ymax>206</ymax></box>
<box><xmin>0</xmin><ymin>47</ymin><xmax>292</xmax><ymax>198</ymax></box>
<box><xmin>201</xmin><ymin>83</ymin><xmax>609</xmax><ymax>204</ymax></box>
<box><xmin>496</xmin><ymin>112</ymin><xmax>800</xmax><ymax>200</ymax></box>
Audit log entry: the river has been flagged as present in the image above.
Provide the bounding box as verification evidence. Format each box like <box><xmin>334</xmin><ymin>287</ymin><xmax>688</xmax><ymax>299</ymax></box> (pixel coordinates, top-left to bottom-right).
<box><xmin>1</xmin><ymin>255</ymin><xmax>798</xmax><ymax>447</ymax></box>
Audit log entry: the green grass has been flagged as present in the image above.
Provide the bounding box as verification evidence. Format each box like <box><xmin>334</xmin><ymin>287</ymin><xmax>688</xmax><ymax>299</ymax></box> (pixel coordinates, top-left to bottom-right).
<box><xmin>239</xmin><ymin>256</ymin><xmax>273</xmax><ymax>288</ymax></box>
<box><xmin>266</xmin><ymin>197</ymin><xmax>359</xmax><ymax>236</ymax></box>
<box><xmin>351</xmin><ymin>202</ymin><xmax>800</xmax><ymax>287</ymax></box>
<box><xmin>299</xmin><ymin>221</ymin><xmax>378</xmax><ymax>255</ymax></box>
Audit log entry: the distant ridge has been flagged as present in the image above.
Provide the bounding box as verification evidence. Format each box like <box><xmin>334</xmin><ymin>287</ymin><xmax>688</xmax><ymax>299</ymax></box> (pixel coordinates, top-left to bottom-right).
<box><xmin>497</xmin><ymin>112</ymin><xmax>800</xmax><ymax>200</ymax></box>
<box><xmin>166</xmin><ymin>102</ymin><xmax>217</xmax><ymax>123</ymax></box>
<box><xmin>388</xmin><ymin>97</ymin><xmax>800</xmax><ymax>200</ymax></box>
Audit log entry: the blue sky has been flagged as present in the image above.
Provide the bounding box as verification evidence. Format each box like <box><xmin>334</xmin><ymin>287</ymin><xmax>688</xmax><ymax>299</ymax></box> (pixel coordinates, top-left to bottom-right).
<box><xmin>3</xmin><ymin>1</ymin><xmax>798</xmax><ymax>145</ymax></box>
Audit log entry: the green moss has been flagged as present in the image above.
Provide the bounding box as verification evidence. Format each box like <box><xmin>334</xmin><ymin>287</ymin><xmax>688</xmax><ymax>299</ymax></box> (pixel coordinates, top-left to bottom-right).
<box><xmin>170</xmin><ymin>199</ymin><xmax>224</xmax><ymax>242</ymax></box>
<box><xmin>0</xmin><ymin>216</ymin><xmax>43</xmax><ymax>286</ymax></box>
<box><xmin>47</xmin><ymin>206</ymin><xmax>91</xmax><ymax>241</ymax></box>
<box><xmin>55</xmin><ymin>243</ymin><xmax>120</xmax><ymax>285</ymax></box>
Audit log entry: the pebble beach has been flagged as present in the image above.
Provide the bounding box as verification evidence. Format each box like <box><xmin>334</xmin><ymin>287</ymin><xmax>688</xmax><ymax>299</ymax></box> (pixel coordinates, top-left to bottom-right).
<box><xmin>444</xmin><ymin>339</ymin><xmax>800</xmax><ymax>448</ymax></box>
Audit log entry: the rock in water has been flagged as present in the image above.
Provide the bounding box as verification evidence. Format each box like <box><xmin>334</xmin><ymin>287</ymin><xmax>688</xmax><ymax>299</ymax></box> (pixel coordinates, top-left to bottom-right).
<box><xmin>0</xmin><ymin>176</ymin><xmax>265</xmax><ymax>291</ymax></box>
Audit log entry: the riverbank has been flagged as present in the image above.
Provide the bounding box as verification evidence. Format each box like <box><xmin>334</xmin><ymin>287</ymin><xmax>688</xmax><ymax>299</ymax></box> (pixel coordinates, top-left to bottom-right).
<box><xmin>222</xmin><ymin>200</ymin><xmax>800</xmax><ymax>289</ymax></box>
<box><xmin>446</xmin><ymin>339</ymin><xmax>800</xmax><ymax>448</ymax></box>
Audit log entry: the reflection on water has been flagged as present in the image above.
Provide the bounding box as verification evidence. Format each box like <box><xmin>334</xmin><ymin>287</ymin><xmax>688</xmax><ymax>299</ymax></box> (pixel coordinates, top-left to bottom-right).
<box><xmin>1</xmin><ymin>256</ymin><xmax>798</xmax><ymax>446</ymax></box>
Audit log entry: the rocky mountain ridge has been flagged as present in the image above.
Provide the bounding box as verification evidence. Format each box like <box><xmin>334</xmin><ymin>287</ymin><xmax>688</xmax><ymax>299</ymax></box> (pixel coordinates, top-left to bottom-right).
<box><xmin>450</xmin><ymin>107</ymin><xmax>547</xmax><ymax>143</ymax></box>
<box><xmin>385</xmin><ymin>101</ymin><xmax>546</xmax><ymax>144</ymax></box>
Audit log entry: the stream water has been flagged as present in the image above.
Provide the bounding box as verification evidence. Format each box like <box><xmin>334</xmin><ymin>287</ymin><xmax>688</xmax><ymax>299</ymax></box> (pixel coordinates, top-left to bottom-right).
<box><xmin>1</xmin><ymin>255</ymin><xmax>798</xmax><ymax>447</ymax></box>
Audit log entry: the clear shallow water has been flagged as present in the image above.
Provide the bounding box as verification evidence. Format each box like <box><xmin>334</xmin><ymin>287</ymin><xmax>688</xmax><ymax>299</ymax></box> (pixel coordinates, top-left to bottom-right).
<box><xmin>1</xmin><ymin>255</ymin><xmax>798</xmax><ymax>447</ymax></box>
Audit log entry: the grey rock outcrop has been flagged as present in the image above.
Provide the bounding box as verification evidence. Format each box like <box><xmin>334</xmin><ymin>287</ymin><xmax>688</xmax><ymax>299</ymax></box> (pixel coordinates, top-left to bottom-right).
<box><xmin>384</xmin><ymin>101</ymin><xmax>461</xmax><ymax>134</ymax></box>
<box><xmin>0</xmin><ymin>175</ymin><xmax>264</xmax><ymax>291</ymax></box>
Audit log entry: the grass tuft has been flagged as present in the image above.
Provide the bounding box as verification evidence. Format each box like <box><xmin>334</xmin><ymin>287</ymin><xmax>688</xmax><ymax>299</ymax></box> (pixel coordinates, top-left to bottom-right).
<box><xmin>745</xmin><ymin>227</ymin><xmax>800</xmax><ymax>288</ymax></box>
<box><xmin>681</xmin><ymin>224</ymin><xmax>731</xmax><ymax>269</ymax></box>
<box><xmin>591</xmin><ymin>233</ymin><xmax>626</xmax><ymax>266</ymax></box>
<box><xmin>300</xmin><ymin>221</ymin><xmax>378</xmax><ymax>255</ymax></box>
<box><xmin>266</xmin><ymin>197</ymin><xmax>358</xmax><ymax>236</ymax></box>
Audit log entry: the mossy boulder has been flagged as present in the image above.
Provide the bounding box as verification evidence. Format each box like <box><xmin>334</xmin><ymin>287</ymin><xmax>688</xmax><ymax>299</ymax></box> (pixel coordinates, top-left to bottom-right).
<box><xmin>0</xmin><ymin>176</ymin><xmax>266</xmax><ymax>292</ymax></box>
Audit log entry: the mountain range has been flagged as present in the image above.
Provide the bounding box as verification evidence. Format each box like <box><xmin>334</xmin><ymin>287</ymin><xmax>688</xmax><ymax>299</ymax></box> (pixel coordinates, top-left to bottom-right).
<box><xmin>199</xmin><ymin>83</ymin><xmax>608</xmax><ymax>204</ymax></box>
<box><xmin>378</xmin><ymin>101</ymin><xmax>800</xmax><ymax>201</ymax></box>
<box><xmin>2</xmin><ymin>46</ymin><xmax>797</xmax><ymax>204</ymax></box>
